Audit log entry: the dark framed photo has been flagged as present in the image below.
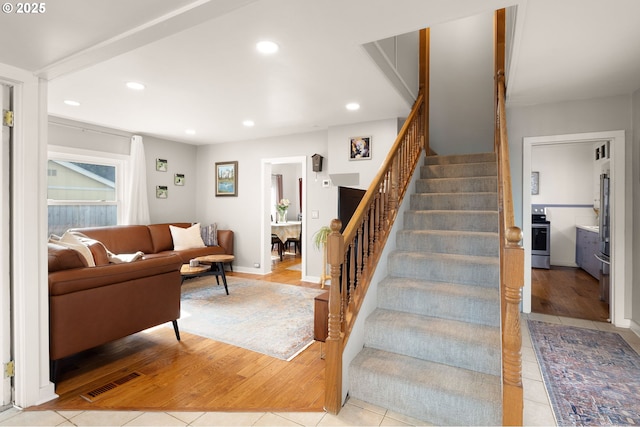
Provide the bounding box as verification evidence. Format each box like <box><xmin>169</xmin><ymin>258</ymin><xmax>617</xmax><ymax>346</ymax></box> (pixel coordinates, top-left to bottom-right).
<box><xmin>156</xmin><ymin>185</ymin><xmax>168</xmax><ymax>199</ymax></box>
<box><xmin>349</xmin><ymin>136</ymin><xmax>371</xmax><ymax>160</ymax></box>
<box><xmin>215</xmin><ymin>161</ymin><xmax>238</xmax><ymax>196</ymax></box>
<box><xmin>156</xmin><ymin>158</ymin><xmax>168</xmax><ymax>172</ymax></box>
<box><xmin>174</xmin><ymin>173</ymin><xmax>185</xmax><ymax>186</ymax></box>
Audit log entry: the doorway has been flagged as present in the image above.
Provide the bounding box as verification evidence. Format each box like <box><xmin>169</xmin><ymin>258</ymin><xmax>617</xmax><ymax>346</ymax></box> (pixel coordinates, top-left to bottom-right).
<box><xmin>261</xmin><ymin>156</ymin><xmax>306</xmax><ymax>278</ymax></box>
<box><xmin>522</xmin><ymin>131</ymin><xmax>628</xmax><ymax>327</ymax></box>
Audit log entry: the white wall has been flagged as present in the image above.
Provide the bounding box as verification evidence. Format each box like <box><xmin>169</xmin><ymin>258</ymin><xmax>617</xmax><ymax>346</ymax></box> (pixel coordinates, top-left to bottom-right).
<box><xmin>195</xmin><ymin>131</ymin><xmax>329</xmax><ymax>278</ymax></box>
<box><xmin>430</xmin><ymin>11</ymin><xmax>495</xmax><ymax>155</ymax></box>
<box><xmin>531</xmin><ymin>142</ymin><xmax>597</xmax><ymax>266</ymax></box>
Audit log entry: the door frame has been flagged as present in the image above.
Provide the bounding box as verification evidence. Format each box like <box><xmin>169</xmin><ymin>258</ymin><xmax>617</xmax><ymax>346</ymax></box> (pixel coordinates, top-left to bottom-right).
<box><xmin>522</xmin><ymin>130</ymin><xmax>629</xmax><ymax>327</ymax></box>
<box><xmin>0</xmin><ymin>65</ymin><xmax>57</xmax><ymax>408</ymax></box>
<box><xmin>261</xmin><ymin>156</ymin><xmax>306</xmax><ymax>277</ymax></box>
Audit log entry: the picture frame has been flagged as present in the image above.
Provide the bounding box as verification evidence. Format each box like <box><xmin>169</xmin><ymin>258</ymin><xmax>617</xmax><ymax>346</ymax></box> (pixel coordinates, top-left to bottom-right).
<box><xmin>531</xmin><ymin>171</ymin><xmax>540</xmax><ymax>195</ymax></box>
<box><xmin>215</xmin><ymin>161</ymin><xmax>238</xmax><ymax>196</ymax></box>
<box><xmin>349</xmin><ymin>136</ymin><xmax>371</xmax><ymax>160</ymax></box>
<box><xmin>156</xmin><ymin>185</ymin><xmax>168</xmax><ymax>199</ymax></box>
<box><xmin>156</xmin><ymin>158</ymin><xmax>168</xmax><ymax>172</ymax></box>
<box><xmin>174</xmin><ymin>173</ymin><xmax>185</xmax><ymax>186</ymax></box>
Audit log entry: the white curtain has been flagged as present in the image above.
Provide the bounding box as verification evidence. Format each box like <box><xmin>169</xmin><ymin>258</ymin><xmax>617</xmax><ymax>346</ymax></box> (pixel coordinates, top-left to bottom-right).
<box><xmin>123</xmin><ymin>135</ymin><xmax>150</xmax><ymax>225</ymax></box>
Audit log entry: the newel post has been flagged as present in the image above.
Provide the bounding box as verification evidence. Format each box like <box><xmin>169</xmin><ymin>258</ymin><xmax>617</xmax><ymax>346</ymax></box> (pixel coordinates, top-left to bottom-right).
<box><xmin>502</xmin><ymin>226</ymin><xmax>524</xmax><ymax>426</ymax></box>
<box><xmin>324</xmin><ymin>219</ymin><xmax>344</xmax><ymax>414</ymax></box>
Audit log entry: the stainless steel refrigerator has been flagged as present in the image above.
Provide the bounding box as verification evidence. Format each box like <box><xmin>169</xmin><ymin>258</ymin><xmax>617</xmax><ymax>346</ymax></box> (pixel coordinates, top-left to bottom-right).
<box><xmin>595</xmin><ymin>172</ymin><xmax>610</xmax><ymax>303</ymax></box>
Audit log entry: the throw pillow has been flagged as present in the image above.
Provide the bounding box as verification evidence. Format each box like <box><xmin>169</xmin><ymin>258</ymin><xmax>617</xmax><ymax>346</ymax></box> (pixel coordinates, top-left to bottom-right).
<box><xmin>170</xmin><ymin>223</ymin><xmax>206</xmax><ymax>250</ymax></box>
<box><xmin>56</xmin><ymin>231</ymin><xmax>96</xmax><ymax>267</ymax></box>
<box><xmin>200</xmin><ymin>223</ymin><xmax>218</xmax><ymax>246</ymax></box>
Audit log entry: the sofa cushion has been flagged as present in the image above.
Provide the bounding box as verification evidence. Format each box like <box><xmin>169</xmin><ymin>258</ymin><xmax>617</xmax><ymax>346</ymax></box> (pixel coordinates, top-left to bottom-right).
<box><xmin>201</xmin><ymin>223</ymin><xmax>218</xmax><ymax>246</ymax></box>
<box><xmin>147</xmin><ymin>223</ymin><xmax>191</xmax><ymax>253</ymax></box>
<box><xmin>48</xmin><ymin>243</ymin><xmax>88</xmax><ymax>272</ymax></box>
<box><xmin>55</xmin><ymin>232</ymin><xmax>96</xmax><ymax>267</ymax></box>
<box><xmin>72</xmin><ymin>225</ymin><xmax>154</xmax><ymax>255</ymax></box>
<box><xmin>170</xmin><ymin>223</ymin><xmax>205</xmax><ymax>251</ymax></box>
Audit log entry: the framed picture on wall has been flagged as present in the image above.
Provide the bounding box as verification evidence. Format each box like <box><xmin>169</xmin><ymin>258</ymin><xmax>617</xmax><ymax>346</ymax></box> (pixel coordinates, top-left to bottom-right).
<box><xmin>156</xmin><ymin>158</ymin><xmax>168</xmax><ymax>172</ymax></box>
<box><xmin>156</xmin><ymin>185</ymin><xmax>168</xmax><ymax>198</ymax></box>
<box><xmin>349</xmin><ymin>136</ymin><xmax>371</xmax><ymax>160</ymax></box>
<box><xmin>215</xmin><ymin>161</ymin><xmax>238</xmax><ymax>196</ymax></box>
<box><xmin>174</xmin><ymin>173</ymin><xmax>185</xmax><ymax>186</ymax></box>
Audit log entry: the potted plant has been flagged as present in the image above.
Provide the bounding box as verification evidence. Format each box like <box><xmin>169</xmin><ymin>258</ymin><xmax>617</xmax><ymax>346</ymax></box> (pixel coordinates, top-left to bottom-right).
<box><xmin>313</xmin><ymin>226</ymin><xmax>331</xmax><ymax>288</ymax></box>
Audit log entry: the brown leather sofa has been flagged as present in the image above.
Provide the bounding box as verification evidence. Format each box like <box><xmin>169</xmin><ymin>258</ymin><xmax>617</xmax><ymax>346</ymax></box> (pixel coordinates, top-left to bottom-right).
<box><xmin>47</xmin><ymin>223</ymin><xmax>234</xmax><ymax>380</ymax></box>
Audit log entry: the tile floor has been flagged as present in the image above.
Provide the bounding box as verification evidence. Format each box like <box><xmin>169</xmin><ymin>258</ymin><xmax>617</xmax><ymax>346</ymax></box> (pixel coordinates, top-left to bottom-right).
<box><xmin>2</xmin><ymin>313</ymin><xmax>638</xmax><ymax>426</ymax></box>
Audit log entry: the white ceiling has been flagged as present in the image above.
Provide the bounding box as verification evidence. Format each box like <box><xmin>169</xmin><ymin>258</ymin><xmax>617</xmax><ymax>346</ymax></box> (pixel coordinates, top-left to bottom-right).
<box><xmin>2</xmin><ymin>0</ymin><xmax>640</xmax><ymax>145</ymax></box>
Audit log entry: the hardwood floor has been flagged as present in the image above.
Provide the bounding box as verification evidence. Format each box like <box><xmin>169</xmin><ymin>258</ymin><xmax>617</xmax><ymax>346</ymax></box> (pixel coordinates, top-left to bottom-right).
<box><xmin>531</xmin><ymin>265</ymin><xmax>610</xmax><ymax>323</ymax></box>
<box><xmin>34</xmin><ymin>249</ymin><xmax>326</xmax><ymax>412</ymax></box>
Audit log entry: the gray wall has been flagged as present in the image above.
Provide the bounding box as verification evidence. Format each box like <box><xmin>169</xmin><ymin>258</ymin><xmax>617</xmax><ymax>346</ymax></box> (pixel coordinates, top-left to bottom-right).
<box><xmin>48</xmin><ymin>117</ymin><xmax>199</xmax><ymax>224</ymax></box>
<box><xmin>430</xmin><ymin>11</ymin><xmax>495</xmax><ymax>155</ymax></box>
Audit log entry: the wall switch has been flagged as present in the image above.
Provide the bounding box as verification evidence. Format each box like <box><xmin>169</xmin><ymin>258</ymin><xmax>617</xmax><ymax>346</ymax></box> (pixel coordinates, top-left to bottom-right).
<box><xmin>312</xmin><ymin>210</ymin><xmax>319</xmax><ymax>219</ymax></box>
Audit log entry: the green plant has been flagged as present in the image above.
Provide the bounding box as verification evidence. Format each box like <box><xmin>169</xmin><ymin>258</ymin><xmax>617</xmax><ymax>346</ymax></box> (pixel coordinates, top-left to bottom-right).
<box><xmin>312</xmin><ymin>226</ymin><xmax>331</xmax><ymax>250</ymax></box>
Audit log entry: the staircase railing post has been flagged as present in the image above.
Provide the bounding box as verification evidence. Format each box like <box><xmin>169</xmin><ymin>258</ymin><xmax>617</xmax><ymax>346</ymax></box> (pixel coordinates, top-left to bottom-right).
<box><xmin>324</xmin><ymin>219</ymin><xmax>344</xmax><ymax>414</ymax></box>
<box><xmin>502</xmin><ymin>227</ymin><xmax>524</xmax><ymax>426</ymax></box>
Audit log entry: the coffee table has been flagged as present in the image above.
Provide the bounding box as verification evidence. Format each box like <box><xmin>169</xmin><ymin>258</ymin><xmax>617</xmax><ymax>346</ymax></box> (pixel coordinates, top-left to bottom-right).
<box><xmin>194</xmin><ymin>254</ymin><xmax>235</xmax><ymax>295</ymax></box>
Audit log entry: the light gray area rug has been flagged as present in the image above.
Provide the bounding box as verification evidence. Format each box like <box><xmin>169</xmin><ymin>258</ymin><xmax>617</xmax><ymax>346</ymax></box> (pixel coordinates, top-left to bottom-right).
<box><xmin>179</xmin><ymin>276</ymin><xmax>323</xmax><ymax>361</ymax></box>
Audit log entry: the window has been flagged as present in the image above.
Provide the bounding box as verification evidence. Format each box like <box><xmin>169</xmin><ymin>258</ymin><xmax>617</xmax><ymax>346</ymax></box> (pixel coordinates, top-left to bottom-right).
<box><xmin>47</xmin><ymin>148</ymin><xmax>126</xmax><ymax>237</ymax></box>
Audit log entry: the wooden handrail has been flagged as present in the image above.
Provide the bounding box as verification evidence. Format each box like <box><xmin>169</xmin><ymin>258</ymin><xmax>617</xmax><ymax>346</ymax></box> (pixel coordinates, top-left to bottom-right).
<box><xmin>495</xmin><ymin>8</ymin><xmax>524</xmax><ymax>426</ymax></box>
<box><xmin>323</xmin><ymin>30</ymin><xmax>430</xmax><ymax>414</ymax></box>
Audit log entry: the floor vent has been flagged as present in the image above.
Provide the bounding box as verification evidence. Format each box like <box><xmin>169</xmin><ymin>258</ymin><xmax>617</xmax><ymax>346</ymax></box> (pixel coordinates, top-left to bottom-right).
<box><xmin>80</xmin><ymin>372</ymin><xmax>142</xmax><ymax>402</ymax></box>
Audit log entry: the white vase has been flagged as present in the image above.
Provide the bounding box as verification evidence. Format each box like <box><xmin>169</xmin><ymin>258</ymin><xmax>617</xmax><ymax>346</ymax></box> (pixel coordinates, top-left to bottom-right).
<box><xmin>277</xmin><ymin>209</ymin><xmax>287</xmax><ymax>223</ymax></box>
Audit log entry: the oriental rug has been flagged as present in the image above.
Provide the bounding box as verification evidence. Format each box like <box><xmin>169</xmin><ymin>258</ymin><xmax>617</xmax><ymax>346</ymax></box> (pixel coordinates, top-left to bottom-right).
<box><xmin>178</xmin><ymin>276</ymin><xmax>323</xmax><ymax>361</ymax></box>
<box><xmin>528</xmin><ymin>320</ymin><xmax>640</xmax><ymax>426</ymax></box>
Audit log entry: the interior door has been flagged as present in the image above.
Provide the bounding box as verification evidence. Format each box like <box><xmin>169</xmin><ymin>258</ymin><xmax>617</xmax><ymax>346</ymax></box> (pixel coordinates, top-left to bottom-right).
<box><xmin>1</xmin><ymin>83</ymin><xmax>13</xmax><ymax>408</ymax></box>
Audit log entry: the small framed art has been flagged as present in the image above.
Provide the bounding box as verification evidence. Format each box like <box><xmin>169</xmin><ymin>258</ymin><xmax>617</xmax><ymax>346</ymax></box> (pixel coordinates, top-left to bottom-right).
<box><xmin>156</xmin><ymin>158</ymin><xmax>168</xmax><ymax>172</ymax></box>
<box><xmin>156</xmin><ymin>185</ymin><xmax>168</xmax><ymax>198</ymax></box>
<box><xmin>349</xmin><ymin>136</ymin><xmax>371</xmax><ymax>160</ymax></box>
<box><xmin>174</xmin><ymin>173</ymin><xmax>185</xmax><ymax>186</ymax></box>
<box><xmin>215</xmin><ymin>161</ymin><xmax>238</xmax><ymax>196</ymax></box>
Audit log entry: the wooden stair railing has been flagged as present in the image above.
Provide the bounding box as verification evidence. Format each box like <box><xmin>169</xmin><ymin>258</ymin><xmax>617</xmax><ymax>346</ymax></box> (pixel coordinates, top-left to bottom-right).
<box><xmin>324</xmin><ymin>91</ymin><xmax>425</xmax><ymax>414</ymax></box>
<box><xmin>495</xmin><ymin>8</ymin><xmax>525</xmax><ymax>426</ymax></box>
<box><xmin>324</xmin><ymin>30</ymin><xmax>430</xmax><ymax>415</ymax></box>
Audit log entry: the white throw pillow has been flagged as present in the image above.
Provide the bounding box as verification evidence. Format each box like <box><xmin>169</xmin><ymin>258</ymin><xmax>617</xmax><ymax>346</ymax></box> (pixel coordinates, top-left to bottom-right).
<box><xmin>170</xmin><ymin>223</ymin><xmax>206</xmax><ymax>251</ymax></box>
<box><xmin>57</xmin><ymin>231</ymin><xmax>96</xmax><ymax>267</ymax></box>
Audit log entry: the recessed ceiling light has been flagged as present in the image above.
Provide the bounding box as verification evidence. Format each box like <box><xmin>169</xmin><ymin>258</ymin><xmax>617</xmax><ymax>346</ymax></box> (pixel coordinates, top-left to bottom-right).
<box><xmin>126</xmin><ymin>81</ymin><xmax>145</xmax><ymax>90</ymax></box>
<box><xmin>64</xmin><ymin>100</ymin><xmax>80</xmax><ymax>107</ymax></box>
<box><xmin>243</xmin><ymin>119</ymin><xmax>255</xmax><ymax>127</ymax></box>
<box><xmin>185</xmin><ymin>129</ymin><xmax>196</xmax><ymax>135</ymax></box>
<box><xmin>346</xmin><ymin>102</ymin><xmax>360</xmax><ymax>111</ymax></box>
<box><xmin>256</xmin><ymin>40</ymin><xmax>279</xmax><ymax>54</ymax></box>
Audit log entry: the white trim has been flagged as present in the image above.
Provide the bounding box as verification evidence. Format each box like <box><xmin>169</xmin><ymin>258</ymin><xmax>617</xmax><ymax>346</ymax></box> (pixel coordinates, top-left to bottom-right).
<box><xmin>260</xmin><ymin>156</ymin><xmax>307</xmax><ymax>280</ymax></box>
<box><xmin>0</xmin><ymin>63</ymin><xmax>57</xmax><ymax>407</ymax></box>
<box><xmin>522</xmin><ymin>130</ymin><xmax>629</xmax><ymax>327</ymax></box>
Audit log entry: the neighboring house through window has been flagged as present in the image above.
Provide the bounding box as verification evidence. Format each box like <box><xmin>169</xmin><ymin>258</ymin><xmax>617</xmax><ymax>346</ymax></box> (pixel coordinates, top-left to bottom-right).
<box><xmin>47</xmin><ymin>148</ymin><xmax>126</xmax><ymax>237</ymax></box>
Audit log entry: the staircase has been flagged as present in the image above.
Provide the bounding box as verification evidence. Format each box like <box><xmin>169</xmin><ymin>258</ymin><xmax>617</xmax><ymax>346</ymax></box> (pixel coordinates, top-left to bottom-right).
<box><xmin>348</xmin><ymin>152</ymin><xmax>502</xmax><ymax>426</ymax></box>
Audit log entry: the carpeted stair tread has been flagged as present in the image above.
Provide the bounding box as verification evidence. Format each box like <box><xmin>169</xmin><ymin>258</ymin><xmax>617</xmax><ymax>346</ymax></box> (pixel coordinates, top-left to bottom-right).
<box><xmin>388</xmin><ymin>251</ymin><xmax>499</xmax><ymax>287</ymax></box>
<box><xmin>421</xmin><ymin>162</ymin><xmax>497</xmax><ymax>179</ymax></box>
<box><xmin>410</xmin><ymin>192</ymin><xmax>498</xmax><ymax>211</ymax></box>
<box><xmin>403</xmin><ymin>209</ymin><xmax>499</xmax><ymax>233</ymax></box>
<box><xmin>416</xmin><ymin>176</ymin><xmax>497</xmax><ymax>194</ymax></box>
<box><xmin>364</xmin><ymin>308</ymin><xmax>501</xmax><ymax>376</ymax></box>
<box><xmin>396</xmin><ymin>229</ymin><xmax>499</xmax><ymax>257</ymax></box>
<box><xmin>378</xmin><ymin>277</ymin><xmax>500</xmax><ymax>326</ymax></box>
<box><xmin>425</xmin><ymin>152</ymin><xmax>496</xmax><ymax>165</ymax></box>
<box><xmin>349</xmin><ymin>347</ymin><xmax>501</xmax><ymax>426</ymax></box>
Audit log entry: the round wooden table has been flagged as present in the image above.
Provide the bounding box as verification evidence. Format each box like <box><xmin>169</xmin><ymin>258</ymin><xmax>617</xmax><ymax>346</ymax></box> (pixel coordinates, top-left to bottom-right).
<box><xmin>194</xmin><ymin>254</ymin><xmax>235</xmax><ymax>295</ymax></box>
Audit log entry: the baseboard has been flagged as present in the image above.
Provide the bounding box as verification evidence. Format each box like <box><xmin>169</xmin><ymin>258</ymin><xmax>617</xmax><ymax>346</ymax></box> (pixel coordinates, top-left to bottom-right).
<box><xmin>630</xmin><ymin>320</ymin><xmax>640</xmax><ymax>338</ymax></box>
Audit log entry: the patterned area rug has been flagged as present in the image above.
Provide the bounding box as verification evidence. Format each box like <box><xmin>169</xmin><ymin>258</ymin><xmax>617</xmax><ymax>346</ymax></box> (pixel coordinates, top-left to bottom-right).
<box><xmin>528</xmin><ymin>320</ymin><xmax>640</xmax><ymax>425</ymax></box>
<box><xmin>179</xmin><ymin>276</ymin><xmax>323</xmax><ymax>361</ymax></box>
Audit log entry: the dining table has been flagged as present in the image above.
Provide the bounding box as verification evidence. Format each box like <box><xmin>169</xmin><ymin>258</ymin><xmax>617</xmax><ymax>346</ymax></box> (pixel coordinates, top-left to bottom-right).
<box><xmin>271</xmin><ymin>220</ymin><xmax>302</xmax><ymax>244</ymax></box>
